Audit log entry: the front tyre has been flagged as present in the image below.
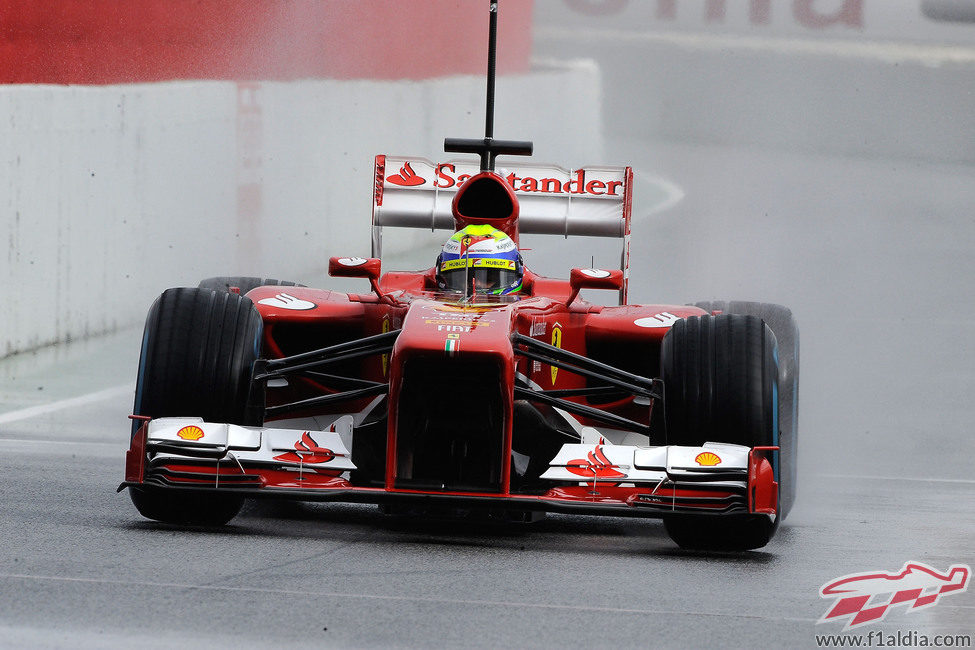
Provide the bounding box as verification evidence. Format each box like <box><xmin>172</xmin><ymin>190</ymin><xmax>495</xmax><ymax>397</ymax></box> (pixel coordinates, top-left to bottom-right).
<box><xmin>129</xmin><ymin>288</ymin><xmax>264</xmax><ymax>525</ymax></box>
<box><xmin>692</xmin><ymin>301</ymin><xmax>799</xmax><ymax>518</ymax></box>
<box><xmin>129</xmin><ymin>487</ymin><xmax>244</xmax><ymax>526</ymax></box>
<box><xmin>663</xmin><ymin>514</ymin><xmax>777</xmax><ymax>552</ymax></box>
<box><xmin>660</xmin><ymin>314</ymin><xmax>778</xmax><ymax>550</ymax></box>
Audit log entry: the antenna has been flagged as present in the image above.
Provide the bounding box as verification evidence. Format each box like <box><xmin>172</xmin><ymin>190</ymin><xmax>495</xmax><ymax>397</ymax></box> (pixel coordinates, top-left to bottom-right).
<box><xmin>444</xmin><ymin>0</ymin><xmax>533</xmax><ymax>172</ymax></box>
<box><xmin>485</xmin><ymin>0</ymin><xmax>497</xmax><ymax>140</ymax></box>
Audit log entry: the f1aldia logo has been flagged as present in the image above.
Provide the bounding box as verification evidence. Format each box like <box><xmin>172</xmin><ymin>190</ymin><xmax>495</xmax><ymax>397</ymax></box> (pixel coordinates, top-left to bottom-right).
<box><xmin>818</xmin><ymin>561</ymin><xmax>970</xmax><ymax>629</ymax></box>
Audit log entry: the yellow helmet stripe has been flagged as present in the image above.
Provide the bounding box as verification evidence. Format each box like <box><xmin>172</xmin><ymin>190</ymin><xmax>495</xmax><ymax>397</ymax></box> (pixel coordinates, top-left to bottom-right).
<box><xmin>441</xmin><ymin>258</ymin><xmax>516</xmax><ymax>272</ymax></box>
<box><xmin>449</xmin><ymin>224</ymin><xmax>507</xmax><ymax>241</ymax></box>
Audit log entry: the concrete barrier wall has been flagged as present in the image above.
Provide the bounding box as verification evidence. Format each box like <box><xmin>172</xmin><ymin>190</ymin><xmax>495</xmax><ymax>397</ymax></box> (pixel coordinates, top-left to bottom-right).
<box><xmin>0</xmin><ymin>61</ymin><xmax>601</xmax><ymax>357</ymax></box>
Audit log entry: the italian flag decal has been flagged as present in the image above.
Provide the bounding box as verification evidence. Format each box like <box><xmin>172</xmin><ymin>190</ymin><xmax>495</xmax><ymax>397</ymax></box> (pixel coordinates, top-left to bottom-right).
<box><xmin>445</xmin><ymin>335</ymin><xmax>460</xmax><ymax>357</ymax></box>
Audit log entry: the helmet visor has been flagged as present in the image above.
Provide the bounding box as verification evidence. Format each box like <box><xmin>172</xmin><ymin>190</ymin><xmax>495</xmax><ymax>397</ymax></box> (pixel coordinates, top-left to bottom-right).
<box><xmin>440</xmin><ymin>267</ymin><xmax>521</xmax><ymax>294</ymax></box>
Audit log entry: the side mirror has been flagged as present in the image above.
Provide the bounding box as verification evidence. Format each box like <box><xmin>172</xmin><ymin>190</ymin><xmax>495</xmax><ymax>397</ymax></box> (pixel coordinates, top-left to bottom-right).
<box><xmin>328</xmin><ymin>256</ymin><xmax>390</xmax><ymax>302</ymax></box>
<box><xmin>328</xmin><ymin>256</ymin><xmax>382</xmax><ymax>282</ymax></box>
<box><xmin>566</xmin><ymin>268</ymin><xmax>623</xmax><ymax>305</ymax></box>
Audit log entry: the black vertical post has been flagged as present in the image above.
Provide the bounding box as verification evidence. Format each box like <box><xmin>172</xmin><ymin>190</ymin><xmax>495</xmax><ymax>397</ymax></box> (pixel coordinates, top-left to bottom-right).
<box><xmin>443</xmin><ymin>0</ymin><xmax>532</xmax><ymax>170</ymax></box>
<box><xmin>485</xmin><ymin>1</ymin><xmax>498</xmax><ymax>145</ymax></box>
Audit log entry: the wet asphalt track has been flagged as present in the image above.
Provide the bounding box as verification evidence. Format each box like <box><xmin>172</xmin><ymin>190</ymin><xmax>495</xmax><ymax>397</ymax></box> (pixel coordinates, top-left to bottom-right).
<box><xmin>1</xmin><ymin>138</ymin><xmax>973</xmax><ymax>648</ymax></box>
<box><xmin>2</xmin><ymin>11</ymin><xmax>975</xmax><ymax>650</ymax></box>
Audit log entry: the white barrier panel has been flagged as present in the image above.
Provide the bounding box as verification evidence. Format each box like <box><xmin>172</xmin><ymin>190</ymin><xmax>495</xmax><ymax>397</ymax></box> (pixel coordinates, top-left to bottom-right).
<box><xmin>0</xmin><ymin>61</ymin><xmax>602</xmax><ymax>357</ymax></box>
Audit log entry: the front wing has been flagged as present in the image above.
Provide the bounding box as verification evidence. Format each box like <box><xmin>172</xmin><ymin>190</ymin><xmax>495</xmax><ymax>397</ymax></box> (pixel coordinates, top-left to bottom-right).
<box><xmin>122</xmin><ymin>418</ymin><xmax>778</xmax><ymax>520</ymax></box>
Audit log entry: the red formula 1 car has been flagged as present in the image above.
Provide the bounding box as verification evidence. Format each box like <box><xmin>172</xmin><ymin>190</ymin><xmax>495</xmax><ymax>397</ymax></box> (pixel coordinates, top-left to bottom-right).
<box><xmin>120</xmin><ymin>7</ymin><xmax>798</xmax><ymax>552</ymax></box>
<box><xmin>120</xmin><ymin>149</ymin><xmax>799</xmax><ymax>550</ymax></box>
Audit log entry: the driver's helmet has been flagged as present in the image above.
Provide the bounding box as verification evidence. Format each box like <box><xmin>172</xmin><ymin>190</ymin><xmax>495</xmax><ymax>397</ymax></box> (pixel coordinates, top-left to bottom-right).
<box><xmin>436</xmin><ymin>224</ymin><xmax>523</xmax><ymax>295</ymax></box>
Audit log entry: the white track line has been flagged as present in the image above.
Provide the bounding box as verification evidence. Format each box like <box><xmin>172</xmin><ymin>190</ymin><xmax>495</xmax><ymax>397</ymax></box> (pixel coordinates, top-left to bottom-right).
<box><xmin>633</xmin><ymin>170</ymin><xmax>685</xmax><ymax>217</ymax></box>
<box><xmin>0</xmin><ymin>572</ymin><xmax>817</xmax><ymax>622</ymax></box>
<box><xmin>815</xmin><ymin>473</ymin><xmax>975</xmax><ymax>485</ymax></box>
<box><xmin>0</xmin><ymin>439</ymin><xmax>117</xmax><ymax>448</ymax></box>
<box><xmin>0</xmin><ymin>384</ymin><xmax>132</xmax><ymax>425</ymax></box>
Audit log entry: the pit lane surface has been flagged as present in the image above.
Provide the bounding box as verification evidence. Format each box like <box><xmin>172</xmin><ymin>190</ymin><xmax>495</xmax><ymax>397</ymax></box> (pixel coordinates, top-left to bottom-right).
<box><xmin>4</xmin><ymin>17</ymin><xmax>975</xmax><ymax>650</ymax></box>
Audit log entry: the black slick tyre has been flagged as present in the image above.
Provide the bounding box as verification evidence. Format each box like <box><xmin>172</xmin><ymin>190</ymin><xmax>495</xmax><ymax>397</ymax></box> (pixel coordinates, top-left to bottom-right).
<box><xmin>693</xmin><ymin>301</ymin><xmax>799</xmax><ymax>518</ymax></box>
<box><xmin>129</xmin><ymin>486</ymin><xmax>245</xmax><ymax>527</ymax></box>
<box><xmin>660</xmin><ymin>314</ymin><xmax>779</xmax><ymax>550</ymax></box>
<box><xmin>198</xmin><ymin>276</ymin><xmax>304</xmax><ymax>295</ymax></box>
<box><xmin>129</xmin><ymin>287</ymin><xmax>265</xmax><ymax>526</ymax></box>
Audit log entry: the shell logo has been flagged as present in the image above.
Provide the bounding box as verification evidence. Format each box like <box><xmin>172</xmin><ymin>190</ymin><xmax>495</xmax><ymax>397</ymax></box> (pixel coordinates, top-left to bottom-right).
<box><xmin>177</xmin><ymin>425</ymin><xmax>205</xmax><ymax>441</ymax></box>
<box><xmin>695</xmin><ymin>451</ymin><xmax>722</xmax><ymax>466</ymax></box>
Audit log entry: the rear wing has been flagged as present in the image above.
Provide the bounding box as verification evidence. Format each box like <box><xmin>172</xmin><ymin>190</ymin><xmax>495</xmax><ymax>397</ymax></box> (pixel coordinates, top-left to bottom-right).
<box><xmin>372</xmin><ymin>155</ymin><xmax>634</xmax><ymax>302</ymax></box>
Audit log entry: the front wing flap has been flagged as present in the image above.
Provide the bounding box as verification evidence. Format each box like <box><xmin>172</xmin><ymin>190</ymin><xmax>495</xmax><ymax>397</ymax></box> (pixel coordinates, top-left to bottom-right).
<box><xmin>143</xmin><ymin>416</ymin><xmax>355</xmax><ymax>470</ymax></box>
<box><xmin>123</xmin><ymin>420</ymin><xmax>777</xmax><ymax>518</ymax></box>
<box><xmin>540</xmin><ymin>442</ymin><xmax>777</xmax><ymax>517</ymax></box>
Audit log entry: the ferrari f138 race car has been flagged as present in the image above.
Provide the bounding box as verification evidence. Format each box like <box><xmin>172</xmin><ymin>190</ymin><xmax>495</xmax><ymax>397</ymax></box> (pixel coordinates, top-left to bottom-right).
<box><xmin>120</xmin><ymin>6</ymin><xmax>798</xmax><ymax>552</ymax></box>
<box><xmin>120</xmin><ymin>151</ymin><xmax>799</xmax><ymax>550</ymax></box>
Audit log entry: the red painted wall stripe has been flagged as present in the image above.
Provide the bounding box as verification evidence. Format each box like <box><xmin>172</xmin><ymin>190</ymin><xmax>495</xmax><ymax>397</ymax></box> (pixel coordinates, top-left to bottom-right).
<box><xmin>0</xmin><ymin>1</ymin><xmax>533</xmax><ymax>84</ymax></box>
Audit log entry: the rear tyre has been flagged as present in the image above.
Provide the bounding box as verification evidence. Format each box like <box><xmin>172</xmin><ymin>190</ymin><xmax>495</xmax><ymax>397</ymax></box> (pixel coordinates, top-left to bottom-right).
<box><xmin>129</xmin><ymin>288</ymin><xmax>265</xmax><ymax>525</ymax></box>
<box><xmin>198</xmin><ymin>276</ymin><xmax>304</xmax><ymax>295</ymax></box>
<box><xmin>660</xmin><ymin>314</ymin><xmax>778</xmax><ymax>550</ymax></box>
<box><xmin>693</xmin><ymin>301</ymin><xmax>799</xmax><ymax>518</ymax></box>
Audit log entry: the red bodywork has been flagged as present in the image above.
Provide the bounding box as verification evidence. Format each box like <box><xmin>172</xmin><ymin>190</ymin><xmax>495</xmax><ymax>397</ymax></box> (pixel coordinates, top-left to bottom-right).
<box><xmin>123</xmin><ymin>169</ymin><xmax>777</xmax><ymax>521</ymax></box>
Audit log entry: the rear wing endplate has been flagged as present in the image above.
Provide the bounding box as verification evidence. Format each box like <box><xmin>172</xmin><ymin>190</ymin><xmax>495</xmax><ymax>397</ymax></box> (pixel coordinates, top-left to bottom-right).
<box><xmin>372</xmin><ymin>155</ymin><xmax>634</xmax><ymax>302</ymax></box>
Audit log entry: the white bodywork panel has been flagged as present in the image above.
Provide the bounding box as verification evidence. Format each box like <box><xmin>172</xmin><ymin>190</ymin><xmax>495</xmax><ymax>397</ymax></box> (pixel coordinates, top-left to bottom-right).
<box><xmin>146</xmin><ymin>415</ymin><xmax>357</xmax><ymax>471</ymax></box>
<box><xmin>540</xmin><ymin>441</ymin><xmax>749</xmax><ymax>485</ymax></box>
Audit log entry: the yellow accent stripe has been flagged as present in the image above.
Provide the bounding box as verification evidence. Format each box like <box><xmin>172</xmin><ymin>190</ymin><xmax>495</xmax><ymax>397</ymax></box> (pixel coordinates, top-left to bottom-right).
<box><xmin>450</xmin><ymin>224</ymin><xmax>506</xmax><ymax>241</ymax></box>
<box><xmin>441</xmin><ymin>258</ymin><xmax>515</xmax><ymax>272</ymax></box>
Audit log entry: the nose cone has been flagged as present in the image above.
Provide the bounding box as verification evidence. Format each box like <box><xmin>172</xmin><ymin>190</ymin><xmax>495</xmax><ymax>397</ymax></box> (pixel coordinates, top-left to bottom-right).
<box><xmin>393</xmin><ymin>300</ymin><xmax>515</xmax><ymax>362</ymax></box>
